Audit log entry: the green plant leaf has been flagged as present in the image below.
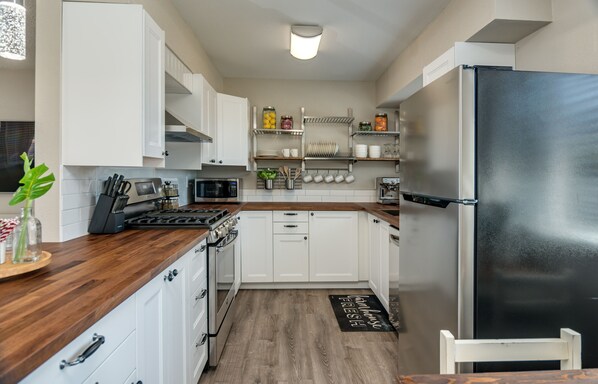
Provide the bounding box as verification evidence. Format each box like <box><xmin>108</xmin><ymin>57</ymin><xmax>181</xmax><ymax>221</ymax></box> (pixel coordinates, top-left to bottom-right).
<box><xmin>9</xmin><ymin>153</ymin><xmax>55</xmax><ymax>206</ymax></box>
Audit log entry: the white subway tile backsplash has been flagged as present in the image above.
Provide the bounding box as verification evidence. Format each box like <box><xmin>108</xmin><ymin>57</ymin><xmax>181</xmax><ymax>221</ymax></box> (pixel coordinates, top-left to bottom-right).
<box><xmin>62</xmin><ymin>221</ymin><xmax>90</xmax><ymax>241</ymax></box>
<box><xmin>62</xmin><ymin>166</ymin><xmax>97</xmax><ymax>180</ymax></box>
<box><xmin>62</xmin><ymin>193</ymin><xmax>96</xmax><ymax>211</ymax></box>
<box><xmin>354</xmin><ymin>190</ymin><xmax>376</xmax><ymax>196</ymax></box>
<box><xmin>322</xmin><ymin>196</ymin><xmax>347</xmax><ymax>202</ymax></box>
<box><xmin>61</xmin><ymin>209</ymin><xmax>81</xmax><ymax>226</ymax></box>
<box><xmin>351</xmin><ymin>196</ymin><xmax>375</xmax><ymax>203</ymax></box>
<box><xmin>329</xmin><ymin>190</ymin><xmax>354</xmax><ymax>196</ymax></box>
<box><xmin>272</xmin><ymin>196</ymin><xmax>298</xmax><ymax>202</ymax></box>
<box><xmin>297</xmin><ymin>196</ymin><xmax>322</xmax><ymax>202</ymax></box>
<box><xmin>305</xmin><ymin>189</ymin><xmax>330</xmax><ymax>196</ymax></box>
<box><xmin>246</xmin><ymin>195</ymin><xmax>274</xmax><ymax>202</ymax></box>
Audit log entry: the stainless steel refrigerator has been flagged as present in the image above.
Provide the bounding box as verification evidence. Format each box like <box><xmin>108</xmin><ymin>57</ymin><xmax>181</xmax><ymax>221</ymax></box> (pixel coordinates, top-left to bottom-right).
<box><xmin>395</xmin><ymin>65</ymin><xmax>598</xmax><ymax>374</ymax></box>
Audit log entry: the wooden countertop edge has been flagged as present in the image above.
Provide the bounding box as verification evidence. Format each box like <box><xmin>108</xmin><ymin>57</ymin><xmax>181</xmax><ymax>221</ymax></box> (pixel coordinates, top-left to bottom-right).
<box><xmin>397</xmin><ymin>369</ymin><xmax>598</xmax><ymax>383</ymax></box>
<box><xmin>0</xmin><ymin>202</ymin><xmax>396</xmax><ymax>382</ymax></box>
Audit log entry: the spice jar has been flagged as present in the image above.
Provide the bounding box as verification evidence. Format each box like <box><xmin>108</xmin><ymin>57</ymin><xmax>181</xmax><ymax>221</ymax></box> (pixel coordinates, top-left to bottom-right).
<box><xmin>280</xmin><ymin>115</ymin><xmax>293</xmax><ymax>130</ymax></box>
<box><xmin>262</xmin><ymin>106</ymin><xmax>276</xmax><ymax>129</ymax></box>
<box><xmin>374</xmin><ymin>113</ymin><xmax>388</xmax><ymax>131</ymax></box>
<box><xmin>359</xmin><ymin>121</ymin><xmax>372</xmax><ymax>131</ymax></box>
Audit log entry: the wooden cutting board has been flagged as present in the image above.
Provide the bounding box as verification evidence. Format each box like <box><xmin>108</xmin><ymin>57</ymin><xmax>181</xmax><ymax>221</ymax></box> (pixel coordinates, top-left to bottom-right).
<box><xmin>0</xmin><ymin>251</ymin><xmax>52</xmax><ymax>279</ymax></box>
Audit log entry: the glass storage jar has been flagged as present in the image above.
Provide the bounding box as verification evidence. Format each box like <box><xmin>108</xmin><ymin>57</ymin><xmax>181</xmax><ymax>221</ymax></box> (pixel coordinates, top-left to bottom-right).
<box><xmin>280</xmin><ymin>115</ymin><xmax>293</xmax><ymax>130</ymax></box>
<box><xmin>262</xmin><ymin>106</ymin><xmax>276</xmax><ymax>129</ymax></box>
<box><xmin>359</xmin><ymin>121</ymin><xmax>372</xmax><ymax>131</ymax></box>
<box><xmin>374</xmin><ymin>113</ymin><xmax>388</xmax><ymax>131</ymax></box>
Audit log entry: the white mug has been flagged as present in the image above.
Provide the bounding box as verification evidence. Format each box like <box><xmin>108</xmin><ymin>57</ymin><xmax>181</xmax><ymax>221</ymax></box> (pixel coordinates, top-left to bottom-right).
<box><xmin>335</xmin><ymin>174</ymin><xmax>344</xmax><ymax>183</ymax></box>
<box><xmin>345</xmin><ymin>174</ymin><xmax>355</xmax><ymax>183</ymax></box>
<box><xmin>282</xmin><ymin>148</ymin><xmax>291</xmax><ymax>158</ymax></box>
<box><xmin>303</xmin><ymin>173</ymin><xmax>313</xmax><ymax>183</ymax></box>
<box><xmin>313</xmin><ymin>174</ymin><xmax>324</xmax><ymax>183</ymax></box>
<box><xmin>290</xmin><ymin>148</ymin><xmax>299</xmax><ymax>157</ymax></box>
<box><xmin>324</xmin><ymin>174</ymin><xmax>334</xmax><ymax>183</ymax></box>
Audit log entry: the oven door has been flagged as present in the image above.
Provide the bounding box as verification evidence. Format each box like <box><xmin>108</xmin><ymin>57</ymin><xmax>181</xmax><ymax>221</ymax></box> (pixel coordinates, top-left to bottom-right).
<box><xmin>208</xmin><ymin>229</ymin><xmax>238</xmax><ymax>366</ymax></box>
<box><xmin>195</xmin><ymin>179</ymin><xmax>241</xmax><ymax>203</ymax></box>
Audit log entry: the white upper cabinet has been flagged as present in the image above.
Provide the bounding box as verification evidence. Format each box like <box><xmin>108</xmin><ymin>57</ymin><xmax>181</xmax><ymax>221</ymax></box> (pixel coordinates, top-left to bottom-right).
<box><xmin>62</xmin><ymin>2</ymin><xmax>165</xmax><ymax>167</ymax></box>
<box><xmin>204</xmin><ymin>94</ymin><xmax>249</xmax><ymax>168</ymax></box>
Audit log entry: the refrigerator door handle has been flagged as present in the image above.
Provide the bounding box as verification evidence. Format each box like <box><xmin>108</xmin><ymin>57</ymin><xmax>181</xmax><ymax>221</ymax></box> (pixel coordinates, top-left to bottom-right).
<box><xmin>402</xmin><ymin>193</ymin><xmax>478</xmax><ymax>208</ymax></box>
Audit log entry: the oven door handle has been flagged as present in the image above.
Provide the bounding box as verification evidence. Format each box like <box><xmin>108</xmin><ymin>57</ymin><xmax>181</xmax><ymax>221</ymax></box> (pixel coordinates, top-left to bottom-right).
<box><xmin>216</xmin><ymin>230</ymin><xmax>238</xmax><ymax>253</ymax></box>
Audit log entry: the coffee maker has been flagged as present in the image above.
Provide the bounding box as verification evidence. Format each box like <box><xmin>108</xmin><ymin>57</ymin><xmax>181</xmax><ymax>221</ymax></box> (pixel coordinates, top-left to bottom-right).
<box><xmin>376</xmin><ymin>177</ymin><xmax>400</xmax><ymax>205</ymax></box>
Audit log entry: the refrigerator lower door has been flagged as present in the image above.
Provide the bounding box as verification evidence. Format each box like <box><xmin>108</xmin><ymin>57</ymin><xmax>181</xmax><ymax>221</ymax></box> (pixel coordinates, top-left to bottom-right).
<box><xmin>397</xmin><ymin>193</ymin><xmax>474</xmax><ymax>375</ymax></box>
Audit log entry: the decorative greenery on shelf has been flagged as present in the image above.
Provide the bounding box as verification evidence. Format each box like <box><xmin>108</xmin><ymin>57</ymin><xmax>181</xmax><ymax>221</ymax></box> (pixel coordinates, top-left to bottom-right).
<box><xmin>257</xmin><ymin>168</ymin><xmax>278</xmax><ymax>180</ymax></box>
<box><xmin>9</xmin><ymin>153</ymin><xmax>55</xmax><ymax>262</ymax></box>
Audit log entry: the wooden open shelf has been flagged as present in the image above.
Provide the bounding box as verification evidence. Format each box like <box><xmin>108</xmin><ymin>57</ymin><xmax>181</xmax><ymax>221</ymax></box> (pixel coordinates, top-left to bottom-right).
<box><xmin>253</xmin><ymin>156</ymin><xmax>303</xmax><ymax>161</ymax></box>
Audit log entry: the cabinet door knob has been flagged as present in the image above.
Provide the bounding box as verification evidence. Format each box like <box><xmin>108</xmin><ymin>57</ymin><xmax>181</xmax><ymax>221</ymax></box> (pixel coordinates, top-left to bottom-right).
<box><xmin>210</xmin><ymin>159</ymin><xmax>216</xmax><ymax>163</ymax></box>
<box><xmin>164</xmin><ymin>151</ymin><xmax>169</xmax><ymax>156</ymax></box>
<box><xmin>172</xmin><ymin>269</ymin><xmax>178</xmax><ymax>277</ymax></box>
<box><xmin>219</xmin><ymin>160</ymin><xmax>223</xmax><ymax>164</ymax></box>
<box><xmin>310</xmin><ymin>212</ymin><xmax>314</xmax><ymax>216</ymax></box>
<box><xmin>164</xmin><ymin>271</ymin><xmax>174</xmax><ymax>282</ymax></box>
<box><xmin>304</xmin><ymin>236</ymin><xmax>308</xmax><ymax>240</ymax></box>
<box><xmin>196</xmin><ymin>333</ymin><xmax>208</xmax><ymax>348</ymax></box>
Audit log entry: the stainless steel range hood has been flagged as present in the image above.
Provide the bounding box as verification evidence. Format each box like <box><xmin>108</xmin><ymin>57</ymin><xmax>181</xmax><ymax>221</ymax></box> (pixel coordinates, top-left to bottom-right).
<box><xmin>165</xmin><ymin>107</ymin><xmax>212</xmax><ymax>143</ymax></box>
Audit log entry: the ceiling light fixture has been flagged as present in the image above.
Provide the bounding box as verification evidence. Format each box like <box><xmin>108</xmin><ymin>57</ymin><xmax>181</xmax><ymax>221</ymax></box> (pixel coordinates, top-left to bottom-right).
<box><xmin>290</xmin><ymin>25</ymin><xmax>322</xmax><ymax>60</ymax></box>
<box><xmin>0</xmin><ymin>0</ymin><xmax>26</xmax><ymax>60</ymax></box>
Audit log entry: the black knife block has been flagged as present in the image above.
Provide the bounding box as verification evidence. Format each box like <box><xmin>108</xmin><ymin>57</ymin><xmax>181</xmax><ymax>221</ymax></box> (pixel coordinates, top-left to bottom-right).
<box><xmin>88</xmin><ymin>194</ymin><xmax>129</xmax><ymax>234</ymax></box>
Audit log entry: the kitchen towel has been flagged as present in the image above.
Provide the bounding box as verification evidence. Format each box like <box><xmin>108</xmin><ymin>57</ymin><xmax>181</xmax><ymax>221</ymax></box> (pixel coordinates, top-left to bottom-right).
<box><xmin>329</xmin><ymin>295</ymin><xmax>395</xmax><ymax>332</ymax></box>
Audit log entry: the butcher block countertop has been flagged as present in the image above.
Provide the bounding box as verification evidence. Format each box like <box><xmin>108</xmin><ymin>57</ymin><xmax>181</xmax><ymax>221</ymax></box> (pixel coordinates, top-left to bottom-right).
<box><xmin>0</xmin><ymin>201</ymin><xmax>396</xmax><ymax>382</ymax></box>
<box><xmin>398</xmin><ymin>369</ymin><xmax>598</xmax><ymax>383</ymax></box>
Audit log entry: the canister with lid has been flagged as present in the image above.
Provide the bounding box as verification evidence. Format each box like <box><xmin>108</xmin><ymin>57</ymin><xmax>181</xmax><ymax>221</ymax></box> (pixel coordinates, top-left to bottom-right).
<box><xmin>374</xmin><ymin>113</ymin><xmax>388</xmax><ymax>131</ymax></box>
<box><xmin>359</xmin><ymin>121</ymin><xmax>372</xmax><ymax>131</ymax></box>
<box><xmin>280</xmin><ymin>115</ymin><xmax>293</xmax><ymax>130</ymax></box>
<box><xmin>262</xmin><ymin>106</ymin><xmax>276</xmax><ymax>129</ymax></box>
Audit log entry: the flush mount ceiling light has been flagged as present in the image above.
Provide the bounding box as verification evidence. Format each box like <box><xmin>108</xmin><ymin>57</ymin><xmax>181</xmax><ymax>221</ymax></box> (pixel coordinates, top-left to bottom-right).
<box><xmin>290</xmin><ymin>25</ymin><xmax>323</xmax><ymax>60</ymax></box>
<box><xmin>0</xmin><ymin>0</ymin><xmax>26</xmax><ymax>60</ymax></box>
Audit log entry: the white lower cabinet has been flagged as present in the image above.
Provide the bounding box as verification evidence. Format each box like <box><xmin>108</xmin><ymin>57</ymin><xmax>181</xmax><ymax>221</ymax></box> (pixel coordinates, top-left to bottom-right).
<box><xmin>273</xmin><ymin>211</ymin><xmax>309</xmax><ymax>282</ymax></box>
<box><xmin>240</xmin><ymin>211</ymin><xmax>273</xmax><ymax>282</ymax></box>
<box><xmin>309</xmin><ymin>211</ymin><xmax>359</xmax><ymax>282</ymax></box>
<box><xmin>22</xmin><ymin>239</ymin><xmax>208</xmax><ymax>384</ymax></box>
<box><xmin>20</xmin><ymin>296</ymin><xmax>136</xmax><ymax>384</ymax></box>
<box><xmin>367</xmin><ymin>214</ymin><xmax>391</xmax><ymax>311</ymax></box>
<box><xmin>273</xmin><ymin>235</ymin><xmax>309</xmax><ymax>282</ymax></box>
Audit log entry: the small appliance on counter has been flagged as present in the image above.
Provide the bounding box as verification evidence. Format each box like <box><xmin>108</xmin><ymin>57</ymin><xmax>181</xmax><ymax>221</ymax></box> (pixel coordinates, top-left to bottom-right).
<box><xmin>377</xmin><ymin>177</ymin><xmax>399</xmax><ymax>205</ymax></box>
<box><xmin>194</xmin><ymin>178</ymin><xmax>241</xmax><ymax>203</ymax></box>
<box><xmin>88</xmin><ymin>173</ymin><xmax>131</xmax><ymax>234</ymax></box>
<box><xmin>160</xmin><ymin>181</ymin><xmax>179</xmax><ymax>210</ymax></box>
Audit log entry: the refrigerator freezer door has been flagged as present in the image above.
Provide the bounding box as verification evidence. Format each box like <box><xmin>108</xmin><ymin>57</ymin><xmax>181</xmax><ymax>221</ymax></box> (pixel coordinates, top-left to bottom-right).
<box><xmin>398</xmin><ymin>194</ymin><xmax>474</xmax><ymax>375</ymax></box>
<box><xmin>475</xmin><ymin>68</ymin><xmax>598</xmax><ymax>370</ymax></box>
<box><xmin>399</xmin><ymin>66</ymin><xmax>475</xmax><ymax>200</ymax></box>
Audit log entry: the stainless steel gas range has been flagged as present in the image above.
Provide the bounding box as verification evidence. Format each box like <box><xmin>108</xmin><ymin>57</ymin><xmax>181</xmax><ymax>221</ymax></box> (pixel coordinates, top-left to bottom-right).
<box><xmin>122</xmin><ymin>178</ymin><xmax>238</xmax><ymax>367</ymax></box>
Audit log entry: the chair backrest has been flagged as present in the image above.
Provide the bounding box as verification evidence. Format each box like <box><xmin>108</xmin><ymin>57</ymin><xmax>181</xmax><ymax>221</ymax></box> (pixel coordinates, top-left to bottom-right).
<box><xmin>439</xmin><ymin>328</ymin><xmax>581</xmax><ymax>374</ymax></box>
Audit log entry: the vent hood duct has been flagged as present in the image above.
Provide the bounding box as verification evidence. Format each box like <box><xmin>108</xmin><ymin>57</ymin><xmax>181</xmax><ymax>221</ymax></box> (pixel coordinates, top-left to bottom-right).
<box><xmin>165</xmin><ymin>108</ymin><xmax>212</xmax><ymax>143</ymax></box>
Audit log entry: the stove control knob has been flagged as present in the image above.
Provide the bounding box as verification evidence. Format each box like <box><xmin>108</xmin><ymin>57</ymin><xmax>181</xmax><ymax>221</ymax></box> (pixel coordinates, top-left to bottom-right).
<box><xmin>230</xmin><ymin>218</ymin><xmax>238</xmax><ymax>227</ymax></box>
<box><xmin>215</xmin><ymin>228</ymin><xmax>223</xmax><ymax>238</ymax></box>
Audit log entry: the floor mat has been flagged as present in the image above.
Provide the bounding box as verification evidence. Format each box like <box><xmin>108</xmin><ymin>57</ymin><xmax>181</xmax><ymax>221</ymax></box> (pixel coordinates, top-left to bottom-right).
<box><xmin>328</xmin><ymin>294</ymin><xmax>395</xmax><ymax>332</ymax></box>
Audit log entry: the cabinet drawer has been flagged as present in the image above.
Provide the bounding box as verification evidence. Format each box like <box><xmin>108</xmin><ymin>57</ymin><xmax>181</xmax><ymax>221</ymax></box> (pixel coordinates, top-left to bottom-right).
<box><xmin>273</xmin><ymin>211</ymin><xmax>308</xmax><ymax>222</ymax></box>
<box><xmin>190</xmin><ymin>278</ymin><xmax>208</xmax><ymax>335</ymax></box>
<box><xmin>83</xmin><ymin>331</ymin><xmax>136</xmax><ymax>384</ymax></box>
<box><xmin>273</xmin><ymin>222</ymin><xmax>309</xmax><ymax>234</ymax></box>
<box><xmin>124</xmin><ymin>370</ymin><xmax>136</xmax><ymax>384</ymax></box>
<box><xmin>188</xmin><ymin>240</ymin><xmax>207</xmax><ymax>294</ymax></box>
<box><xmin>21</xmin><ymin>295</ymin><xmax>136</xmax><ymax>384</ymax></box>
<box><xmin>188</xmin><ymin>319</ymin><xmax>208</xmax><ymax>384</ymax></box>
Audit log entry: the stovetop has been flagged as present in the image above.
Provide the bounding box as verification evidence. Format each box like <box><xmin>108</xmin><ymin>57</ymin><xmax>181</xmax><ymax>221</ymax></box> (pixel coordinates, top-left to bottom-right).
<box><xmin>125</xmin><ymin>209</ymin><xmax>229</xmax><ymax>228</ymax></box>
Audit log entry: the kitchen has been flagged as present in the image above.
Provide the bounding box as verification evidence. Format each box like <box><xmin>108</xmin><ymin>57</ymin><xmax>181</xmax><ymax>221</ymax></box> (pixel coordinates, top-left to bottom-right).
<box><xmin>0</xmin><ymin>0</ymin><xmax>597</xmax><ymax>383</ymax></box>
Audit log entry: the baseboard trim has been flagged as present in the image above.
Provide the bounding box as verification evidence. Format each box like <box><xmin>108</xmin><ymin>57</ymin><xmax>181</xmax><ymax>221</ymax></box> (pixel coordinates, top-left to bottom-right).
<box><xmin>239</xmin><ymin>281</ymin><xmax>370</xmax><ymax>290</ymax></box>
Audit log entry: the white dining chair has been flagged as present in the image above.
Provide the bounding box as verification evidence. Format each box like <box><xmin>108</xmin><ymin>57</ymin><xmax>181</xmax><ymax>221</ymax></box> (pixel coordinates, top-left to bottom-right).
<box><xmin>439</xmin><ymin>328</ymin><xmax>581</xmax><ymax>374</ymax></box>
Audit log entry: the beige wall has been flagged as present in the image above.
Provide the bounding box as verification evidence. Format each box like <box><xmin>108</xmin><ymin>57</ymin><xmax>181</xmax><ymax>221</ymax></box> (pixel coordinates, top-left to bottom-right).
<box><xmin>516</xmin><ymin>0</ymin><xmax>598</xmax><ymax>74</ymax></box>
<box><xmin>376</xmin><ymin>0</ymin><xmax>495</xmax><ymax>107</ymax></box>
<box><xmin>222</xmin><ymin>78</ymin><xmax>398</xmax><ymax>191</ymax></box>
<box><xmin>0</xmin><ymin>69</ymin><xmax>35</xmax><ymax>216</ymax></box>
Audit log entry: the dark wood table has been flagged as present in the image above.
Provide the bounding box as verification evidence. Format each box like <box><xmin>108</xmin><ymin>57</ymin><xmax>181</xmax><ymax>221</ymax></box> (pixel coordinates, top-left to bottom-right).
<box><xmin>398</xmin><ymin>369</ymin><xmax>598</xmax><ymax>383</ymax></box>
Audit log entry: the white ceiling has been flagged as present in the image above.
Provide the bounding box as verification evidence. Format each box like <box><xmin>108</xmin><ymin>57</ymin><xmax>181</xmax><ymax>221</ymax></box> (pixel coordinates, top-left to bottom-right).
<box><xmin>171</xmin><ymin>0</ymin><xmax>451</xmax><ymax>81</ymax></box>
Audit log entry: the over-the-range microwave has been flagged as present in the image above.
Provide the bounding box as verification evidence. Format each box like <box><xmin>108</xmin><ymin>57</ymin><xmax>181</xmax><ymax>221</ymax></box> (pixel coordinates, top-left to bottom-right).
<box><xmin>194</xmin><ymin>178</ymin><xmax>242</xmax><ymax>203</ymax></box>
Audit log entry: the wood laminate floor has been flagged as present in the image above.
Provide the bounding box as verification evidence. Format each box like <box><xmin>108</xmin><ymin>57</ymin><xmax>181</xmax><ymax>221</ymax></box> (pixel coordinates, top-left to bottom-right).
<box><xmin>199</xmin><ymin>289</ymin><xmax>398</xmax><ymax>384</ymax></box>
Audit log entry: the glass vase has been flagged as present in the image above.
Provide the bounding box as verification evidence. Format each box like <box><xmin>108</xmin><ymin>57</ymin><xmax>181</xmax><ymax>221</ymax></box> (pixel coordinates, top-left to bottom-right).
<box><xmin>12</xmin><ymin>207</ymin><xmax>42</xmax><ymax>263</ymax></box>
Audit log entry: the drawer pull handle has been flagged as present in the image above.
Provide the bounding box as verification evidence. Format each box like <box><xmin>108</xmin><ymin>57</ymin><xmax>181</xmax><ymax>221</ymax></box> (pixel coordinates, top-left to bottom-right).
<box><xmin>283</xmin><ymin>225</ymin><xmax>298</xmax><ymax>228</ymax></box>
<box><xmin>196</xmin><ymin>333</ymin><xmax>208</xmax><ymax>348</ymax></box>
<box><xmin>195</xmin><ymin>289</ymin><xmax>207</xmax><ymax>301</ymax></box>
<box><xmin>199</xmin><ymin>245</ymin><xmax>206</xmax><ymax>252</ymax></box>
<box><xmin>164</xmin><ymin>271</ymin><xmax>174</xmax><ymax>282</ymax></box>
<box><xmin>60</xmin><ymin>333</ymin><xmax>105</xmax><ymax>369</ymax></box>
<box><xmin>172</xmin><ymin>269</ymin><xmax>179</xmax><ymax>277</ymax></box>
<box><xmin>283</xmin><ymin>213</ymin><xmax>298</xmax><ymax>216</ymax></box>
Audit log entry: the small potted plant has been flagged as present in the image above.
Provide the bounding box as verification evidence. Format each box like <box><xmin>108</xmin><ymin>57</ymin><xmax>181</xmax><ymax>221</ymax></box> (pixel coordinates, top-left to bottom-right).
<box><xmin>9</xmin><ymin>153</ymin><xmax>55</xmax><ymax>263</ymax></box>
<box><xmin>257</xmin><ymin>168</ymin><xmax>277</xmax><ymax>190</ymax></box>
